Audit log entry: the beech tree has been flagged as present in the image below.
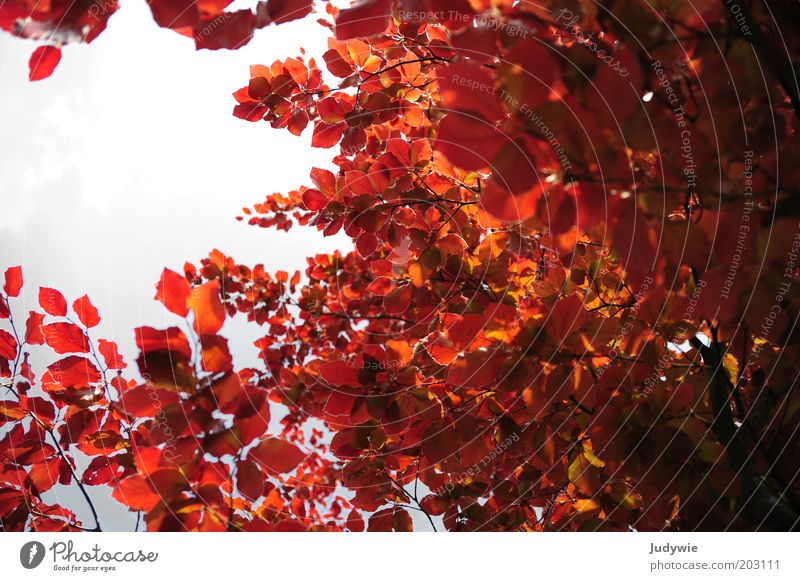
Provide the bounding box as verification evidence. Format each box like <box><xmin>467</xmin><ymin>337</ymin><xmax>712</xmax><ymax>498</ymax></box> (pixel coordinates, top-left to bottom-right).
<box><xmin>2</xmin><ymin>0</ymin><xmax>800</xmax><ymax>531</ymax></box>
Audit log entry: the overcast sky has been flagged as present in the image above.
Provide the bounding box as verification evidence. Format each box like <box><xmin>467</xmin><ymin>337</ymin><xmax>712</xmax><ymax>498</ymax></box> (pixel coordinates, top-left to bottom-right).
<box><xmin>0</xmin><ymin>3</ymin><xmax>359</xmax><ymax>530</ymax></box>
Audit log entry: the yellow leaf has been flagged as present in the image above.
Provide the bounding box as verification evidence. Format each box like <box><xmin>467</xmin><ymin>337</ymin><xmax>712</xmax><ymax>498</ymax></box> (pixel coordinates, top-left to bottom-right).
<box><xmin>582</xmin><ymin>441</ymin><xmax>606</xmax><ymax>468</ymax></box>
<box><xmin>723</xmin><ymin>353</ymin><xmax>740</xmax><ymax>383</ymax></box>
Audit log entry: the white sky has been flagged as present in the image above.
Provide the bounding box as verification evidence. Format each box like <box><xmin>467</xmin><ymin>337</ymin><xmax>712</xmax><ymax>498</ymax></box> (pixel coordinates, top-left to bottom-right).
<box><xmin>0</xmin><ymin>3</ymin><xmax>358</xmax><ymax>530</ymax></box>
<box><xmin>0</xmin><ymin>3</ymin><xmax>350</xmax><ymax>363</ymax></box>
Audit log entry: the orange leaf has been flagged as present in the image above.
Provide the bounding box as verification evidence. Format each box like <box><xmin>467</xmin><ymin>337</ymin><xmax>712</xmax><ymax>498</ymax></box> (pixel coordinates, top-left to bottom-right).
<box><xmin>199</xmin><ymin>334</ymin><xmax>233</xmax><ymax>374</ymax></box>
<box><xmin>187</xmin><ymin>280</ymin><xmax>226</xmax><ymax>335</ymax></box>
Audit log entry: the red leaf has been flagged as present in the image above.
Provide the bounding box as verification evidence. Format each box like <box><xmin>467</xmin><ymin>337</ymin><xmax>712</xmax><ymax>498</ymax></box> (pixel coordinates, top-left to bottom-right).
<box><xmin>287</xmin><ymin>109</ymin><xmax>309</xmax><ymax>135</ymax></box>
<box><xmin>489</xmin><ymin>143</ymin><xmax>539</xmax><ymax>197</ymax></box>
<box><xmin>434</xmin><ymin>113</ymin><xmax>506</xmax><ymax>171</ymax></box>
<box><xmin>98</xmin><ymin>339</ymin><xmax>126</xmax><ymax>370</ymax></box>
<box><xmin>346</xmin><ymin>509</ymin><xmax>364</xmax><ymax>532</ymax></box>
<box><xmin>249</xmin><ymin>438</ymin><xmax>306</xmax><ymax>474</ymax></box>
<box><xmin>0</xmin><ymin>402</ymin><xmax>27</xmax><ymax>423</ymax></box>
<box><xmin>39</xmin><ymin>287</ymin><xmax>67</xmax><ymax>317</ymax></box>
<box><xmin>547</xmin><ymin>295</ymin><xmax>589</xmax><ymax>342</ymax></box>
<box><xmin>368</xmin><ymin>508</ymin><xmax>394</xmax><ymax>531</ymax></box>
<box><xmin>366</xmin><ymin>276</ymin><xmax>394</xmax><ymax>296</ymax></box>
<box><xmin>147</xmin><ymin>0</ymin><xmax>200</xmax><ymax>29</ymax></box>
<box><xmin>383</xmin><ymin>284</ymin><xmax>412</xmax><ymax>315</ymax></box>
<box><xmin>135</xmin><ymin>326</ymin><xmax>192</xmax><ymax>360</ymax></box>
<box><xmin>262</xmin><ymin>0</ymin><xmax>313</xmax><ymax>25</ymax></box>
<box><xmin>83</xmin><ymin>456</ymin><xmax>120</xmax><ymax>486</ymax></box>
<box><xmin>236</xmin><ymin>459</ymin><xmax>264</xmax><ymax>500</ymax></box>
<box><xmin>393</xmin><ymin>508</ymin><xmax>413</xmax><ymax>532</ymax></box>
<box><xmin>447</xmin><ymin>351</ymin><xmax>506</xmax><ymax>388</ymax></box>
<box><xmin>117</xmin><ymin>384</ymin><xmax>179</xmax><ymax>417</ymax></box>
<box><xmin>148</xmin><ymin>469</ymin><xmax>190</xmax><ymax>499</ymax></box>
<box><xmin>155</xmin><ymin>268</ymin><xmax>191</xmax><ymax>317</ymax></box>
<box><xmin>421</xmin><ymin>422</ymin><xmax>457</xmax><ymax>465</ymax></box>
<box><xmin>25</xmin><ymin>312</ymin><xmax>45</xmax><ymax>345</ymax></box>
<box><xmin>233</xmin><ymin>102</ymin><xmax>267</xmax><ymax>122</ymax></box>
<box><xmin>423</xmin><ymin>332</ymin><xmax>460</xmax><ymax>365</ymax></box>
<box><xmin>21</xmin><ymin>396</ymin><xmax>56</xmax><ymax>424</ymax></box>
<box><xmin>301</xmin><ymin>188</ymin><xmax>328</xmax><ymax>211</ymax></box>
<box><xmin>29</xmin><ymin>46</ymin><xmax>62</xmax><ymax>81</ymax></box>
<box><xmin>356</xmin><ymin>232</ymin><xmax>379</xmax><ymax>257</ymax></box>
<box><xmin>42</xmin><ymin>322</ymin><xmax>90</xmax><ymax>354</ymax></box>
<box><xmin>480</xmin><ymin>179</ymin><xmax>541</xmax><ymax>223</ymax></box>
<box><xmin>41</xmin><ymin>356</ymin><xmax>101</xmax><ymax>390</ymax></box>
<box><xmin>612</xmin><ymin>200</ymin><xmax>656</xmax><ymax>275</ymax></box>
<box><xmin>194</xmin><ymin>10</ymin><xmax>255</xmax><ymax>51</ymax></box>
<box><xmin>420</xmin><ymin>494</ymin><xmax>450</xmax><ymax>516</ymax></box>
<box><xmin>318</xmin><ymin>360</ymin><xmax>360</xmax><ymax>387</ymax></box>
<box><xmin>317</xmin><ymin>96</ymin><xmax>351</xmax><ymax>123</ymax></box>
<box><xmin>498</xmin><ymin>39</ymin><xmax>558</xmax><ymax>112</ymax></box>
<box><xmin>335</xmin><ymin>0</ymin><xmax>391</xmax><ymax>39</ymax></box>
<box><xmin>323</xmin><ymin>48</ymin><xmax>354</xmax><ymax>78</ymax></box>
<box><xmin>187</xmin><ymin>280</ymin><xmax>226</xmax><ymax>334</ymax></box>
<box><xmin>323</xmin><ymin>390</ymin><xmax>358</xmax><ymax>427</ymax></box>
<box><xmin>311</xmin><ymin>121</ymin><xmax>345</xmax><ymax>148</ymax></box>
<box><xmin>72</xmin><ymin>295</ymin><xmax>100</xmax><ymax>328</ymax></box>
<box><xmin>437</xmin><ymin>62</ymin><xmax>506</xmax><ymax>122</ymax></box>
<box><xmin>368</xmin><ymin>507</ymin><xmax>413</xmax><ymax>531</ymax></box>
<box><xmin>3</xmin><ymin>266</ymin><xmax>23</xmax><ymax>297</ymax></box>
<box><xmin>0</xmin><ymin>329</ymin><xmax>17</xmax><ymax>361</ymax></box>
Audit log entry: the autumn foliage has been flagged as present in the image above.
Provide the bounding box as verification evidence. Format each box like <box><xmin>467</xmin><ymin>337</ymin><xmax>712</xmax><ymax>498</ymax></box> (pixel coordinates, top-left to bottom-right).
<box><xmin>2</xmin><ymin>0</ymin><xmax>800</xmax><ymax>532</ymax></box>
